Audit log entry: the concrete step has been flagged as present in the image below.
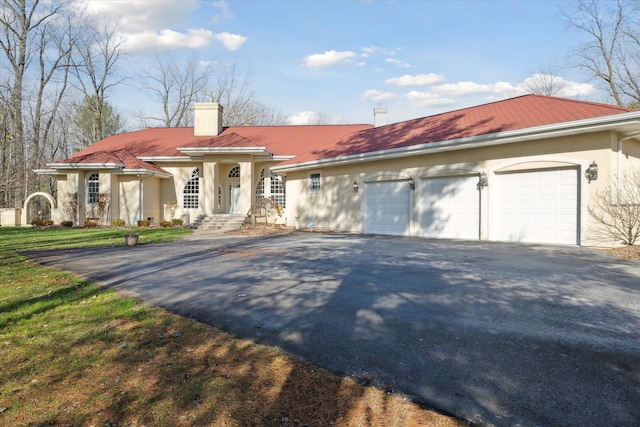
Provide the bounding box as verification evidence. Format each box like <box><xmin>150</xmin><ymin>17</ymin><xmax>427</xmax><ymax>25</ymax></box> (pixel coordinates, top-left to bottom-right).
<box><xmin>191</xmin><ymin>214</ymin><xmax>247</xmax><ymax>231</ymax></box>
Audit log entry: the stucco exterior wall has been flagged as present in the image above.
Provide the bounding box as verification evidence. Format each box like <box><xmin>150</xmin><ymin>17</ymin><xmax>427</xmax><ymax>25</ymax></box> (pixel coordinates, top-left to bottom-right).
<box><xmin>1</xmin><ymin>209</ymin><xmax>21</xmax><ymax>226</ymax></box>
<box><xmin>118</xmin><ymin>176</ymin><xmax>140</xmax><ymax>225</ymax></box>
<box><xmin>142</xmin><ymin>177</ymin><xmax>161</xmax><ymax>224</ymax></box>
<box><xmin>283</xmin><ymin>130</ymin><xmax>632</xmax><ymax>245</ymax></box>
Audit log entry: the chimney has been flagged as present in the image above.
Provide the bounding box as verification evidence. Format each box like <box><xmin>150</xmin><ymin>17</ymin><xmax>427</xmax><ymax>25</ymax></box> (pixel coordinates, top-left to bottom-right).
<box><xmin>374</xmin><ymin>105</ymin><xmax>387</xmax><ymax>127</ymax></box>
<box><xmin>194</xmin><ymin>102</ymin><xmax>223</xmax><ymax>136</ymax></box>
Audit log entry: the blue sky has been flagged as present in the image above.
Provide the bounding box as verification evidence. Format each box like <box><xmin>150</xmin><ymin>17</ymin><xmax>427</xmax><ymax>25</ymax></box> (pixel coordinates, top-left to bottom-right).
<box><xmin>85</xmin><ymin>0</ymin><xmax>600</xmax><ymax>126</ymax></box>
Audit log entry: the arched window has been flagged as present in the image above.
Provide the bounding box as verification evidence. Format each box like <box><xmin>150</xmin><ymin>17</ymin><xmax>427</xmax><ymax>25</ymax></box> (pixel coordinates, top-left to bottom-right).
<box><xmin>183</xmin><ymin>168</ymin><xmax>200</xmax><ymax>209</ymax></box>
<box><xmin>255</xmin><ymin>168</ymin><xmax>286</xmax><ymax>208</ymax></box>
<box><xmin>87</xmin><ymin>173</ymin><xmax>99</xmax><ymax>204</ymax></box>
<box><xmin>228</xmin><ymin>166</ymin><xmax>240</xmax><ymax>178</ymax></box>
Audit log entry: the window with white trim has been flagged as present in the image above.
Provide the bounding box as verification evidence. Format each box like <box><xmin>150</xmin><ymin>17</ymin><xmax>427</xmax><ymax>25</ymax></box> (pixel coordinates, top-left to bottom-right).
<box><xmin>270</xmin><ymin>175</ymin><xmax>285</xmax><ymax>207</ymax></box>
<box><xmin>256</xmin><ymin>168</ymin><xmax>286</xmax><ymax>208</ymax></box>
<box><xmin>309</xmin><ymin>172</ymin><xmax>322</xmax><ymax>193</ymax></box>
<box><xmin>183</xmin><ymin>168</ymin><xmax>200</xmax><ymax>209</ymax></box>
<box><xmin>87</xmin><ymin>173</ymin><xmax>99</xmax><ymax>204</ymax></box>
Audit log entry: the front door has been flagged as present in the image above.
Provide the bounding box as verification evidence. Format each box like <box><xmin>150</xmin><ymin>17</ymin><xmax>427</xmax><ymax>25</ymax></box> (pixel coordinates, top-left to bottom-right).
<box><xmin>228</xmin><ymin>183</ymin><xmax>241</xmax><ymax>213</ymax></box>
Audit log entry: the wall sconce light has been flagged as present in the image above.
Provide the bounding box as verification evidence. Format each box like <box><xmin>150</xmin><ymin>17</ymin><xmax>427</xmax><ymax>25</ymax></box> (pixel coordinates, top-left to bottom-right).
<box><xmin>352</xmin><ymin>180</ymin><xmax>359</xmax><ymax>194</ymax></box>
<box><xmin>585</xmin><ymin>161</ymin><xmax>598</xmax><ymax>183</ymax></box>
<box><xmin>478</xmin><ymin>171</ymin><xmax>489</xmax><ymax>189</ymax></box>
<box><xmin>408</xmin><ymin>177</ymin><xmax>415</xmax><ymax>190</ymax></box>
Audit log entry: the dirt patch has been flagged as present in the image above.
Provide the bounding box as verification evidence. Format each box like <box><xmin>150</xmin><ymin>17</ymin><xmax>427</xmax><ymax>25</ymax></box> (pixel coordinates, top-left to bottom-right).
<box><xmin>600</xmin><ymin>245</ymin><xmax>640</xmax><ymax>261</ymax></box>
<box><xmin>225</xmin><ymin>224</ymin><xmax>295</xmax><ymax>236</ymax></box>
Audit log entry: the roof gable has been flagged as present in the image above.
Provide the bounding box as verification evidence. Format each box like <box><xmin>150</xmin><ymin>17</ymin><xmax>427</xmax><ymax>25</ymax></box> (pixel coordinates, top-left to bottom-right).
<box><xmin>57</xmin><ymin>149</ymin><xmax>168</xmax><ymax>175</ymax></box>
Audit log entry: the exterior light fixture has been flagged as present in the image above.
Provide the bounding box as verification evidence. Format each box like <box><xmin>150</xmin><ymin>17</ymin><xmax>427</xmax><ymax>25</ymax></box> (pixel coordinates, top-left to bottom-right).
<box><xmin>478</xmin><ymin>171</ymin><xmax>489</xmax><ymax>189</ymax></box>
<box><xmin>408</xmin><ymin>177</ymin><xmax>415</xmax><ymax>190</ymax></box>
<box><xmin>352</xmin><ymin>180</ymin><xmax>359</xmax><ymax>193</ymax></box>
<box><xmin>585</xmin><ymin>161</ymin><xmax>598</xmax><ymax>183</ymax></box>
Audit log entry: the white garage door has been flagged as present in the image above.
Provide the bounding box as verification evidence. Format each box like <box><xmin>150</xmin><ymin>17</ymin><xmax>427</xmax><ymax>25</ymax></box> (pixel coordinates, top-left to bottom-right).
<box><xmin>364</xmin><ymin>181</ymin><xmax>410</xmax><ymax>236</ymax></box>
<box><xmin>495</xmin><ymin>168</ymin><xmax>578</xmax><ymax>245</ymax></box>
<box><xmin>420</xmin><ymin>175</ymin><xmax>480</xmax><ymax>240</ymax></box>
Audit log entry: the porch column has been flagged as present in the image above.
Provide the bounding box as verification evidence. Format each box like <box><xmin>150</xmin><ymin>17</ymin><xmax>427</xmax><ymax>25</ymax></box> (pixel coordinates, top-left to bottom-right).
<box><xmin>238</xmin><ymin>161</ymin><xmax>253</xmax><ymax>215</ymax></box>
<box><xmin>203</xmin><ymin>161</ymin><xmax>219</xmax><ymax>213</ymax></box>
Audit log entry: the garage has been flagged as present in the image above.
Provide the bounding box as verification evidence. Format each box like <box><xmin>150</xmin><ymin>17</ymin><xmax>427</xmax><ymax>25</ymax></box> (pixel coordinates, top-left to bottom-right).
<box><xmin>495</xmin><ymin>168</ymin><xmax>579</xmax><ymax>245</ymax></box>
<box><xmin>419</xmin><ymin>175</ymin><xmax>480</xmax><ymax>240</ymax></box>
<box><xmin>364</xmin><ymin>181</ymin><xmax>410</xmax><ymax>236</ymax></box>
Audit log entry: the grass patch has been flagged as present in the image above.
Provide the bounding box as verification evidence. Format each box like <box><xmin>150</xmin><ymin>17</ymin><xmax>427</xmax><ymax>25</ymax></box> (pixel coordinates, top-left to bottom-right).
<box><xmin>0</xmin><ymin>227</ymin><xmax>465</xmax><ymax>426</ymax></box>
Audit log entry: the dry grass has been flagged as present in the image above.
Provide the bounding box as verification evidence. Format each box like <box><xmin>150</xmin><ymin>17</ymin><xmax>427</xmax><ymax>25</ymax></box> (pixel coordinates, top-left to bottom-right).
<box><xmin>2</xmin><ymin>310</ymin><xmax>463</xmax><ymax>426</ymax></box>
<box><xmin>226</xmin><ymin>223</ymin><xmax>296</xmax><ymax>236</ymax></box>
<box><xmin>600</xmin><ymin>245</ymin><xmax>640</xmax><ymax>261</ymax></box>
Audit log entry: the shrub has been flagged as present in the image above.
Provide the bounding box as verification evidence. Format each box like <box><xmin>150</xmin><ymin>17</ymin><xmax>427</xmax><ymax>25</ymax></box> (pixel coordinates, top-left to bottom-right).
<box><xmin>137</xmin><ymin>219</ymin><xmax>150</xmax><ymax>227</ymax></box>
<box><xmin>41</xmin><ymin>219</ymin><xmax>54</xmax><ymax>227</ymax></box>
<box><xmin>61</xmin><ymin>221</ymin><xmax>73</xmax><ymax>227</ymax></box>
<box><xmin>30</xmin><ymin>219</ymin><xmax>43</xmax><ymax>226</ymax></box>
<box><xmin>112</xmin><ymin>219</ymin><xmax>126</xmax><ymax>227</ymax></box>
<box><xmin>159</xmin><ymin>220</ymin><xmax>172</xmax><ymax>227</ymax></box>
<box><xmin>171</xmin><ymin>218</ymin><xmax>184</xmax><ymax>226</ymax></box>
<box><xmin>85</xmin><ymin>220</ymin><xmax>98</xmax><ymax>228</ymax></box>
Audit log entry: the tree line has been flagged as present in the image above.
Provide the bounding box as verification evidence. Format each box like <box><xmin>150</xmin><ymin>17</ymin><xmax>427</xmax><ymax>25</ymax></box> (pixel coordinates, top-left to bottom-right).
<box><xmin>0</xmin><ymin>0</ymin><xmax>284</xmax><ymax>209</ymax></box>
<box><xmin>2</xmin><ymin>0</ymin><xmax>640</xmax><ymax>209</ymax></box>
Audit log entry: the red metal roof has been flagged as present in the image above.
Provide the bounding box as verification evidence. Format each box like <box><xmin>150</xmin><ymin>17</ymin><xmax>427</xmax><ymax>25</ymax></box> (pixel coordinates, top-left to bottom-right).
<box><xmin>55</xmin><ymin>95</ymin><xmax>636</xmax><ymax>172</ymax></box>
<box><xmin>278</xmin><ymin>95</ymin><xmax>636</xmax><ymax>166</ymax></box>
<box><xmin>63</xmin><ymin>124</ymin><xmax>373</xmax><ymax>162</ymax></box>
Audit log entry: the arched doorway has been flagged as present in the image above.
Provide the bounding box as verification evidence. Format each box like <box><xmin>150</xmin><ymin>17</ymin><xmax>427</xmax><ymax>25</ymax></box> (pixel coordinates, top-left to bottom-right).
<box><xmin>22</xmin><ymin>192</ymin><xmax>57</xmax><ymax>225</ymax></box>
<box><xmin>226</xmin><ymin>164</ymin><xmax>241</xmax><ymax>213</ymax></box>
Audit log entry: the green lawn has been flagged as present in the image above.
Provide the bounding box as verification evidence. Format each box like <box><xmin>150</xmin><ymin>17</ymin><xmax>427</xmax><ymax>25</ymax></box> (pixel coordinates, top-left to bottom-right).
<box><xmin>0</xmin><ymin>226</ymin><xmax>464</xmax><ymax>426</ymax></box>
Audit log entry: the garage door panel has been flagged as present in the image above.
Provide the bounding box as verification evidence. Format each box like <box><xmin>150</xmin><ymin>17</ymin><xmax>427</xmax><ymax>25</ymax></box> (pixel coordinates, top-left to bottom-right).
<box><xmin>420</xmin><ymin>176</ymin><xmax>480</xmax><ymax>240</ymax></box>
<box><xmin>364</xmin><ymin>181</ymin><xmax>410</xmax><ymax>236</ymax></box>
<box><xmin>496</xmin><ymin>168</ymin><xmax>578</xmax><ymax>245</ymax></box>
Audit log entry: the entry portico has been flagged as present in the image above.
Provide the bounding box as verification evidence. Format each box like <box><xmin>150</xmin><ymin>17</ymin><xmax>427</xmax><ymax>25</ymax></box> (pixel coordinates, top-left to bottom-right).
<box><xmin>39</xmin><ymin>103</ymin><xmax>371</xmax><ymax>226</ymax></box>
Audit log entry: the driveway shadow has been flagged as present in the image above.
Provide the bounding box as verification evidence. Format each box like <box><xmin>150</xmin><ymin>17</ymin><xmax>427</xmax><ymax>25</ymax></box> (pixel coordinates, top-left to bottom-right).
<box><xmin>23</xmin><ymin>234</ymin><xmax>640</xmax><ymax>426</ymax></box>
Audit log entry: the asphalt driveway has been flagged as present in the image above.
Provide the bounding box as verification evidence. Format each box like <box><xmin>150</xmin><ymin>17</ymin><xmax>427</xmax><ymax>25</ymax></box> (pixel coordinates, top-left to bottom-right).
<box><xmin>24</xmin><ymin>233</ymin><xmax>640</xmax><ymax>427</ymax></box>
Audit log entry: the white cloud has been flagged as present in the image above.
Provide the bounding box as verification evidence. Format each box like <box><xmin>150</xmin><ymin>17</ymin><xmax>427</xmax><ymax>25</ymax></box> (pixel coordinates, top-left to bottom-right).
<box><xmin>81</xmin><ymin>0</ymin><xmax>198</xmax><ymax>33</ymax></box>
<box><xmin>361</xmin><ymin>89</ymin><xmax>400</xmax><ymax>103</ymax></box>
<box><xmin>517</xmin><ymin>74</ymin><xmax>597</xmax><ymax>97</ymax></box>
<box><xmin>286</xmin><ymin>111</ymin><xmax>321</xmax><ymax>125</ymax></box>
<box><xmin>79</xmin><ymin>0</ymin><xmax>246</xmax><ymax>53</ymax></box>
<box><xmin>125</xmin><ymin>28</ymin><xmax>214</xmax><ymax>53</ymax></box>
<box><xmin>212</xmin><ymin>0</ymin><xmax>234</xmax><ymax>23</ymax></box>
<box><xmin>213</xmin><ymin>32</ymin><xmax>247</xmax><ymax>51</ymax></box>
<box><xmin>386</xmin><ymin>73</ymin><xmax>446</xmax><ymax>87</ymax></box>
<box><xmin>385</xmin><ymin>58</ymin><xmax>412</xmax><ymax>69</ymax></box>
<box><xmin>361</xmin><ymin>45</ymin><xmax>395</xmax><ymax>56</ymax></box>
<box><xmin>431</xmin><ymin>81</ymin><xmax>522</xmax><ymax>97</ymax></box>
<box><xmin>304</xmin><ymin>50</ymin><xmax>357</xmax><ymax>68</ymax></box>
<box><xmin>404</xmin><ymin>91</ymin><xmax>455</xmax><ymax>107</ymax></box>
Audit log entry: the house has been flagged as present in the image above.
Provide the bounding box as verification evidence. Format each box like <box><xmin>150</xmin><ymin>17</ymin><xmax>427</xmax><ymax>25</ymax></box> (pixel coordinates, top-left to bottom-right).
<box><xmin>31</xmin><ymin>95</ymin><xmax>640</xmax><ymax>246</ymax></box>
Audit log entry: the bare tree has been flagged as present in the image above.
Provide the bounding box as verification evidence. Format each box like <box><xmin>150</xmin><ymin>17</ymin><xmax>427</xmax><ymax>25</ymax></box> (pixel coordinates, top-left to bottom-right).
<box><xmin>206</xmin><ymin>61</ymin><xmax>286</xmax><ymax>126</ymax></box>
<box><xmin>71</xmin><ymin>20</ymin><xmax>126</xmax><ymax>144</ymax></box>
<box><xmin>521</xmin><ymin>69</ymin><xmax>568</xmax><ymax>96</ymax></box>
<box><xmin>0</xmin><ymin>0</ymin><xmax>72</xmax><ymax>204</ymax></box>
<box><xmin>139</xmin><ymin>56</ymin><xmax>285</xmax><ymax>128</ymax></box>
<box><xmin>588</xmin><ymin>168</ymin><xmax>640</xmax><ymax>245</ymax></box>
<box><xmin>566</xmin><ymin>0</ymin><xmax>635</xmax><ymax>106</ymax></box>
<box><xmin>139</xmin><ymin>55</ymin><xmax>208</xmax><ymax>127</ymax></box>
